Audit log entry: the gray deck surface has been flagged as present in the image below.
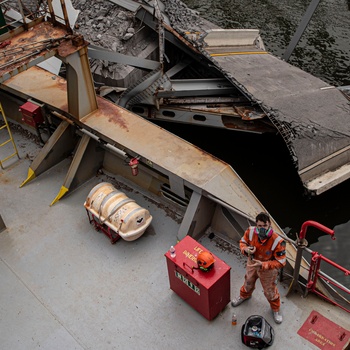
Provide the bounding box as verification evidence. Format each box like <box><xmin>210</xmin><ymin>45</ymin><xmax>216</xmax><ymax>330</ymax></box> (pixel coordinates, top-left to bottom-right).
<box><xmin>1</xmin><ymin>128</ymin><xmax>349</xmax><ymax>349</ymax></box>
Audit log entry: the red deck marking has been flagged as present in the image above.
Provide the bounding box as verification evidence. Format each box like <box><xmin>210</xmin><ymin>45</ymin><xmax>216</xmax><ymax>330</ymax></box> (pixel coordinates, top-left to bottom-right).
<box><xmin>297</xmin><ymin>310</ymin><xmax>350</xmax><ymax>350</ymax></box>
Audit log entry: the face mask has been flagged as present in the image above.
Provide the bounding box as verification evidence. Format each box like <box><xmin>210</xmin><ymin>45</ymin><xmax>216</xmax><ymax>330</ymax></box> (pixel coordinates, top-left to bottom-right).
<box><xmin>257</xmin><ymin>227</ymin><xmax>269</xmax><ymax>240</ymax></box>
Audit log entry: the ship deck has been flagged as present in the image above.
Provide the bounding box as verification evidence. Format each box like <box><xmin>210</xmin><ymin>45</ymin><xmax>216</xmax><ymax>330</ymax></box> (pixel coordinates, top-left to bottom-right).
<box><xmin>1</xmin><ymin>127</ymin><xmax>349</xmax><ymax>350</ymax></box>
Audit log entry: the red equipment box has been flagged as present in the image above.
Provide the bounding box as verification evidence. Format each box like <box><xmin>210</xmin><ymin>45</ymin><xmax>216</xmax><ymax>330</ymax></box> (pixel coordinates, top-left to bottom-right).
<box><xmin>165</xmin><ymin>236</ymin><xmax>231</xmax><ymax>320</ymax></box>
<box><xmin>19</xmin><ymin>101</ymin><xmax>44</xmax><ymax>127</ymax></box>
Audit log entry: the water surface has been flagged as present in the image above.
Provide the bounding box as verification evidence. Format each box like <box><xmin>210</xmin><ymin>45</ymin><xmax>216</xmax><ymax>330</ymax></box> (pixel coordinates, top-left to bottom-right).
<box><xmin>185</xmin><ymin>0</ymin><xmax>350</xmax><ymax>86</ymax></box>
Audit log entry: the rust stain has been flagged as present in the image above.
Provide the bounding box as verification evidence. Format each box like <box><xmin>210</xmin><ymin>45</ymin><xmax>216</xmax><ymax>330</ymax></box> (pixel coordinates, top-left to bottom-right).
<box><xmin>38</xmin><ymin>73</ymin><xmax>68</xmax><ymax>93</ymax></box>
<box><xmin>60</xmin><ymin>103</ymin><xmax>69</xmax><ymax>113</ymax></box>
<box><xmin>97</xmin><ymin>98</ymin><xmax>129</xmax><ymax>130</ymax></box>
<box><xmin>0</xmin><ymin>21</ymin><xmax>80</xmax><ymax>77</ymax></box>
<box><xmin>0</xmin><ymin>173</ymin><xmax>10</xmax><ymax>184</ymax></box>
<box><xmin>56</xmin><ymin>37</ymin><xmax>88</xmax><ymax>58</ymax></box>
<box><xmin>54</xmin><ymin>77</ymin><xmax>69</xmax><ymax>92</ymax></box>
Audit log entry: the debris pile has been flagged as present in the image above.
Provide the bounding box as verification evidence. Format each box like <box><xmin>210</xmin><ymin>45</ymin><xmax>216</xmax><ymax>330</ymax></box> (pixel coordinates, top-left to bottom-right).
<box><xmin>2</xmin><ymin>0</ymin><xmax>213</xmax><ymax>84</ymax></box>
<box><xmin>70</xmin><ymin>0</ymin><xmax>209</xmax><ymax>84</ymax></box>
<box><xmin>71</xmin><ymin>0</ymin><xmax>137</xmax><ymax>52</ymax></box>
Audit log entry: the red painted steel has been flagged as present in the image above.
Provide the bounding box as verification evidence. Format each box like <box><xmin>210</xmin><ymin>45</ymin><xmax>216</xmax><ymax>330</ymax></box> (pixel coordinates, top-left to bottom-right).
<box><xmin>298</xmin><ymin>310</ymin><xmax>350</xmax><ymax>349</ymax></box>
<box><xmin>297</xmin><ymin>220</ymin><xmax>349</xmax><ymax>313</ymax></box>
<box><xmin>299</xmin><ymin>220</ymin><xmax>335</xmax><ymax>240</ymax></box>
<box><xmin>86</xmin><ymin>210</ymin><xmax>121</xmax><ymax>244</ymax></box>
<box><xmin>129</xmin><ymin>157</ymin><xmax>139</xmax><ymax>176</ymax></box>
<box><xmin>306</xmin><ymin>252</ymin><xmax>350</xmax><ymax>313</ymax></box>
<box><xmin>165</xmin><ymin>236</ymin><xmax>231</xmax><ymax>320</ymax></box>
<box><xmin>19</xmin><ymin>101</ymin><xmax>44</xmax><ymax>127</ymax></box>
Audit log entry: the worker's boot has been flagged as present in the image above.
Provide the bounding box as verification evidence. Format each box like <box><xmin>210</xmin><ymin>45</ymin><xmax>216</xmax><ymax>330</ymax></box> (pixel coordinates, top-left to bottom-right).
<box><xmin>231</xmin><ymin>296</ymin><xmax>251</xmax><ymax>307</ymax></box>
<box><xmin>272</xmin><ymin>310</ymin><xmax>283</xmax><ymax>324</ymax></box>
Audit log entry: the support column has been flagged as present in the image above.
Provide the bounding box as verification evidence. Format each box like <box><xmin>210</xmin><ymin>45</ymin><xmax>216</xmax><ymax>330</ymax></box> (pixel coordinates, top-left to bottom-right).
<box><xmin>59</xmin><ymin>46</ymin><xmax>98</xmax><ymax>120</ymax></box>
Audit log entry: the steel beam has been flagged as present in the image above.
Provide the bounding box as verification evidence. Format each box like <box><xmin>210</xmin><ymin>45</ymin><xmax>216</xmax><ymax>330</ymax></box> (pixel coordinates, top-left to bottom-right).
<box><xmin>177</xmin><ymin>191</ymin><xmax>202</xmax><ymax>241</ymax></box>
<box><xmin>50</xmin><ymin>133</ymin><xmax>104</xmax><ymax>205</ymax></box>
<box><xmin>20</xmin><ymin>120</ymin><xmax>77</xmax><ymax>187</ymax></box>
<box><xmin>58</xmin><ymin>47</ymin><xmax>98</xmax><ymax>119</ymax></box>
<box><xmin>88</xmin><ymin>45</ymin><xmax>160</xmax><ymax>71</ymax></box>
<box><xmin>282</xmin><ymin>0</ymin><xmax>321</xmax><ymax>61</ymax></box>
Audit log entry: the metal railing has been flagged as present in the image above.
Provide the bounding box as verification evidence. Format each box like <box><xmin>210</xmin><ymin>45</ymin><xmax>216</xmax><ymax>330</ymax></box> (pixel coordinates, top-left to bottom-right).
<box><xmin>0</xmin><ymin>0</ymin><xmax>72</xmax><ymax>33</ymax></box>
<box><xmin>305</xmin><ymin>251</ymin><xmax>350</xmax><ymax>313</ymax></box>
<box><xmin>0</xmin><ymin>0</ymin><xmax>45</xmax><ymax>31</ymax></box>
<box><xmin>286</xmin><ymin>220</ymin><xmax>350</xmax><ymax>313</ymax></box>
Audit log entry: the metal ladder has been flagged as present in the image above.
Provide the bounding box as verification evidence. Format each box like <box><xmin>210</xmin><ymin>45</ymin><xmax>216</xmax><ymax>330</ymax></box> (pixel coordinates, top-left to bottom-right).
<box><xmin>0</xmin><ymin>103</ymin><xmax>20</xmax><ymax>169</ymax></box>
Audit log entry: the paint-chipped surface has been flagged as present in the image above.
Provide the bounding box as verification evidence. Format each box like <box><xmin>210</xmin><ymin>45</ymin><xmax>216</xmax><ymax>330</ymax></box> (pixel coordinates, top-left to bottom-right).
<box><xmin>0</xmin><ymin>21</ymin><xmax>84</xmax><ymax>79</ymax></box>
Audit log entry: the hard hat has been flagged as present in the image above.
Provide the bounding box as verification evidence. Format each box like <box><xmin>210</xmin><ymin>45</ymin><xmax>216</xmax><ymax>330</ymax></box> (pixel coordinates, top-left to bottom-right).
<box><xmin>197</xmin><ymin>251</ymin><xmax>215</xmax><ymax>271</ymax></box>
